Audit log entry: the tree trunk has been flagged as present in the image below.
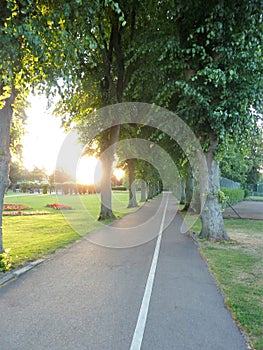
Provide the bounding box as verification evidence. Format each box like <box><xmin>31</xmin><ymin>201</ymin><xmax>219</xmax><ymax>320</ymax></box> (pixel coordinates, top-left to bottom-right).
<box><xmin>182</xmin><ymin>163</ymin><xmax>193</xmax><ymax>212</ymax></box>
<box><xmin>0</xmin><ymin>93</ymin><xmax>14</xmax><ymax>253</ymax></box>
<box><xmin>127</xmin><ymin>158</ymin><xmax>138</xmax><ymax>208</ymax></box>
<box><xmin>98</xmin><ymin>155</ymin><xmax>115</xmax><ymax>220</ymax></box>
<box><xmin>147</xmin><ymin>183</ymin><xmax>154</xmax><ymax>199</ymax></box>
<box><xmin>98</xmin><ymin>125</ymin><xmax>120</xmax><ymax>220</ymax></box>
<box><xmin>180</xmin><ymin>178</ymin><xmax>186</xmax><ymax>204</ymax></box>
<box><xmin>191</xmin><ymin>177</ymin><xmax>201</xmax><ymax>214</ymax></box>
<box><xmin>140</xmin><ymin>179</ymin><xmax>147</xmax><ymax>202</ymax></box>
<box><xmin>200</xmin><ymin>151</ymin><xmax>230</xmax><ymax>241</ymax></box>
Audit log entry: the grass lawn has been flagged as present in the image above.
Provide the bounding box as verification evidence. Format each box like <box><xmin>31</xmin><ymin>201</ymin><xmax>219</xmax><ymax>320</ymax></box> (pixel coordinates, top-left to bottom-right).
<box><xmin>2</xmin><ymin>192</ymin><xmax>139</xmax><ymax>267</ymax></box>
<box><xmin>188</xmin><ymin>215</ymin><xmax>263</xmax><ymax>350</ymax></box>
<box><xmin>246</xmin><ymin>196</ymin><xmax>263</xmax><ymax>201</ymax></box>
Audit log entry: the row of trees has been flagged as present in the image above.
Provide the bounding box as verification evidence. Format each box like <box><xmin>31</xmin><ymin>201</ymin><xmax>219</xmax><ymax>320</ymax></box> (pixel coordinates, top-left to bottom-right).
<box><xmin>9</xmin><ymin>163</ymin><xmax>48</xmax><ymax>189</ymax></box>
<box><xmin>1</xmin><ymin>1</ymin><xmax>263</xmax><ymax>252</ymax></box>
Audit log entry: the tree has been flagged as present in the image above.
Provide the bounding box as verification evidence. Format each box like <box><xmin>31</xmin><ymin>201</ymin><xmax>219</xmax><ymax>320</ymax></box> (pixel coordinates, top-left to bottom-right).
<box><xmin>53</xmin><ymin>0</ymin><xmax>148</xmax><ymax>219</ymax></box>
<box><xmin>49</xmin><ymin>167</ymin><xmax>73</xmax><ymax>184</ymax></box>
<box><xmin>220</xmin><ymin>130</ymin><xmax>263</xmax><ymax>187</ymax></box>
<box><xmin>0</xmin><ymin>0</ymin><xmax>78</xmax><ymax>251</ymax></box>
<box><xmin>127</xmin><ymin>0</ymin><xmax>263</xmax><ymax>240</ymax></box>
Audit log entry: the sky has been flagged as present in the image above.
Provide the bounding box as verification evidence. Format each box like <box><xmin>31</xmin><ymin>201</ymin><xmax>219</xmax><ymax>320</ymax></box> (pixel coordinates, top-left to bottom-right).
<box><xmin>22</xmin><ymin>95</ymin><xmax>126</xmax><ymax>182</ymax></box>
<box><xmin>23</xmin><ymin>95</ymin><xmax>106</xmax><ymax>184</ymax></box>
<box><xmin>23</xmin><ymin>95</ymin><xmax>67</xmax><ymax>175</ymax></box>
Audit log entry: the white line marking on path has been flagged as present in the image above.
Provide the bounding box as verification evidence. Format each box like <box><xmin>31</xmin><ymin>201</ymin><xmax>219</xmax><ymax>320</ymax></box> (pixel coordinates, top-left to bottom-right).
<box><xmin>129</xmin><ymin>194</ymin><xmax>169</xmax><ymax>350</ymax></box>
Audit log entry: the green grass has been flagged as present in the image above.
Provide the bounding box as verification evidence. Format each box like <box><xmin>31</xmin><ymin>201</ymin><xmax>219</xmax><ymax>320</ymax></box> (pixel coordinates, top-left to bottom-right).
<box><xmin>2</xmin><ymin>192</ymin><xmax>140</xmax><ymax>267</ymax></box>
<box><xmin>187</xmin><ymin>216</ymin><xmax>263</xmax><ymax>350</ymax></box>
<box><xmin>246</xmin><ymin>196</ymin><xmax>263</xmax><ymax>201</ymax></box>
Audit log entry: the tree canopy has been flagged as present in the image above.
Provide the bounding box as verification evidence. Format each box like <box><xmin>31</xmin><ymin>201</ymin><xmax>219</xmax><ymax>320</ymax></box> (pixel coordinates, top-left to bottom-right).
<box><xmin>1</xmin><ymin>0</ymin><xmax>263</xmax><ymax>249</ymax></box>
<box><xmin>125</xmin><ymin>0</ymin><xmax>263</xmax><ymax>239</ymax></box>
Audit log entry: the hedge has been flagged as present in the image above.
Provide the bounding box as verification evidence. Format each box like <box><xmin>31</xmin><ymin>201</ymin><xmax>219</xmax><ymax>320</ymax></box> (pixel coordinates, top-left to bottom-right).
<box><xmin>221</xmin><ymin>187</ymin><xmax>245</xmax><ymax>208</ymax></box>
<box><xmin>111</xmin><ymin>186</ymin><xmax>127</xmax><ymax>191</ymax></box>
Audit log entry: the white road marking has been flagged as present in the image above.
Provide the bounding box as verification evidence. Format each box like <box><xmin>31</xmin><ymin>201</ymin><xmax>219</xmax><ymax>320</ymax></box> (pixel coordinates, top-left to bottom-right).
<box><xmin>129</xmin><ymin>194</ymin><xmax>169</xmax><ymax>350</ymax></box>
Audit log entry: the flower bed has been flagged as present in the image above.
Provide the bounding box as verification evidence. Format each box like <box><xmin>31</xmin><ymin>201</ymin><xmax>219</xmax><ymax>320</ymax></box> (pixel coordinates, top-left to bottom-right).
<box><xmin>3</xmin><ymin>204</ymin><xmax>30</xmax><ymax>211</ymax></box>
<box><xmin>46</xmin><ymin>203</ymin><xmax>73</xmax><ymax>210</ymax></box>
<box><xmin>3</xmin><ymin>211</ymin><xmax>50</xmax><ymax>216</ymax></box>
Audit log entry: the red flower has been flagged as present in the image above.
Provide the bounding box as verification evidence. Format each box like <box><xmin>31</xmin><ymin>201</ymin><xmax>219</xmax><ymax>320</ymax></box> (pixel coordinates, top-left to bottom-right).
<box><xmin>3</xmin><ymin>204</ymin><xmax>30</xmax><ymax>211</ymax></box>
<box><xmin>46</xmin><ymin>203</ymin><xmax>73</xmax><ymax>210</ymax></box>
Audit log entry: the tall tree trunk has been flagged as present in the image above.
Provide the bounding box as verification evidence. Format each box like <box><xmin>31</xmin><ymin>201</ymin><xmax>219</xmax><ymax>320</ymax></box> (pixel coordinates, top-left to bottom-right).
<box><xmin>182</xmin><ymin>163</ymin><xmax>193</xmax><ymax>211</ymax></box>
<box><xmin>200</xmin><ymin>150</ymin><xmax>230</xmax><ymax>241</ymax></box>
<box><xmin>0</xmin><ymin>93</ymin><xmax>14</xmax><ymax>253</ymax></box>
<box><xmin>98</xmin><ymin>125</ymin><xmax>120</xmax><ymax>221</ymax></box>
<box><xmin>140</xmin><ymin>179</ymin><xmax>147</xmax><ymax>202</ymax></box>
<box><xmin>191</xmin><ymin>177</ymin><xmax>201</xmax><ymax>214</ymax></box>
<box><xmin>127</xmin><ymin>158</ymin><xmax>138</xmax><ymax>208</ymax></box>
<box><xmin>180</xmin><ymin>178</ymin><xmax>186</xmax><ymax>204</ymax></box>
<box><xmin>158</xmin><ymin>180</ymin><xmax>163</xmax><ymax>194</ymax></box>
<box><xmin>147</xmin><ymin>182</ymin><xmax>154</xmax><ymax>199</ymax></box>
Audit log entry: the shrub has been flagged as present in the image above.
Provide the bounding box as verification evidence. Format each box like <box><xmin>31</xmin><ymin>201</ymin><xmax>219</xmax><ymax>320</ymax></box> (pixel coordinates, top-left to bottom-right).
<box><xmin>41</xmin><ymin>183</ymin><xmax>50</xmax><ymax>194</ymax></box>
<box><xmin>0</xmin><ymin>249</ymin><xmax>13</xmax><ymax>272</ymax></box>
<box><xmin>20</xmin><ymin>181</ymin><xmax>30</xmax><ymax>193</ymax></box>
<box><xmin>19</xmin><ymin>181</ymin><xmax>38</xmax><ymax>193</ymax></box>
<box><xmin>221</xmin><ymin>188</ymin><xmax>245</xmax><ymax>208</ymax></box>
<box><xmin>112</xmin><ymin>186</ymin><xmax>127</xmax><ymax>191</ymax></box>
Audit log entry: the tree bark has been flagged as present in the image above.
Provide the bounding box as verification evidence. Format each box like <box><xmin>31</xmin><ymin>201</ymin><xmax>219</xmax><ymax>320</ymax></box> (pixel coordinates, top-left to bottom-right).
<box><xmin>98</xmin><ymin>155</ymin><xmax>115</xmax><ymax>220</ymax></box>
<box><xmin>180</xmin><ymin>178</ymin><xmax>186</xmax><ymax>205</ymax></box>
<box><xmin>127</xmin><ymin>158</ymin><xmax>138</xmax><ymax>208</ymax></box>
<box><xmin>147</xmin><ymin>183</ymin><xmax>154</xmax><ymax>199</ymax></box>
<box><xmin>140</xmin><ymin>179</ymin><xmax>147</xmax><ymax>202</ymax></box>
<box><xmin>200</xmin><ymin>151</ymin><xmax>230</xmax><ymax>241</ymax></box>
<box><xmin>191</xmin><ymin>177</ymin><xmax>201</xmax><ymax>214</ymax></box>
<box><xmin>98</xmin><ymin>125</ymin><xmax>120</xmax><ymax>221</ymax></box>
<box><xmin>182</xmin><ymin>163</ymin><xmax>193</xmax><ymax>211</ymax></box>
<box><xmin>0</xmin><ymin>93</ymin><xmax>15</xmax><ymax>253</ymax></box>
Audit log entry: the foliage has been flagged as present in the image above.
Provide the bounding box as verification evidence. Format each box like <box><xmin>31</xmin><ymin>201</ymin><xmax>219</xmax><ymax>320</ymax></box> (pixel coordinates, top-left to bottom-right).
<box><xmin>111</xmin><ymin>186</ymin><xmax>127</xmax><ymax>191</ymax></box>
<box><xmin>128</xmin><ymin>1</ymin><xmax>263</xmax><ymax>148</ymax></box>
<box><xmin>219</xmin><ymin>132</ymin><xmax>263</xmax><ymax>186</ymax></box>
<box><xmin>125</xmin><ymin>0</ymin><xmax>263</xmax><ymax>240</ymax></box>
<box><xmin>0</xmin><ymin>248</ymin><xmax>13</xmax><ymax>272</ymax></box>
<box><xmin>9</xmin><ymin>164</ymin><xmax>48</xmax><ymax>186</ymax></box>
<box><xmin>49</xmin><ymin>168</ymin><xmax>73</xmax><ymax>184</ymax></box>
<box><xmin>9</xmin><ymin>161</ymin><xmax>24</xmax><ymax>186</ymax></box>
<box><xmin>221</xmin><ymin>188</ymin><xmax>245</xmax><ymax>208</ymax></box>
<box><xmin>41</xmin><ymin>183</ymin><xmax>50</xmax><ymax>194</ymax></box>
<box><xmin>19</xmin><ymin>181</ymin><xmax>39</xmax><ymax>193</ymax></box>
<box><xmin>10</xmin><ymin>98</ymin><xmax>28</xmax><ymax>159</ymax></box>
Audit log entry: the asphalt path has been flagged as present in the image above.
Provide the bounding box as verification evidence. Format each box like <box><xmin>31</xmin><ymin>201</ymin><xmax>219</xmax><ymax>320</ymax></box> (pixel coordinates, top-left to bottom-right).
<box><xmin>0</xmin><ymin>193</ymin><xmax>249</xmax><ymax>349</ymax></box>
<box><xmin>223</xmin><ymin>200</ymin><xmax>263</xmax><ymax>220</ymax></box>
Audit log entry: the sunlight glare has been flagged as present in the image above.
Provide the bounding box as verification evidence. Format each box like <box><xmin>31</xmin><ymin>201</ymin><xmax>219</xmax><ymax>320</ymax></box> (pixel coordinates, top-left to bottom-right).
<box><xmin>113</xmin><ymin>168</ymin><xmax>125</xmax><ymax>181</ymax></box>
<box><xmin>76</xmin><ymin>156</ymin><xmax>102</xmax><ymax>185</ymax></box>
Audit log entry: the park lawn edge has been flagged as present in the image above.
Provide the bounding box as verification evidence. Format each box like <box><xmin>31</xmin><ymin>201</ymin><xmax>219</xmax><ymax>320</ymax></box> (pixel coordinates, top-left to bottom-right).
<box><xmin>197</xmin><ymin>245</ymin><xmax>253</xmax><ymax>350</ymax></box>
<box><xmin>184</xmin><ymin>212</ymin><xmax>263</xmax><ymax>350</ymax></box>
<box><xmin>1</xmin><ymin>192</ymin><xmax>144</xmax><ymax>272</ymax></box>
<box><xmin>195</xmin><ymin>225</ymin><xmax>263</xmax><ymax>350</ymax></box>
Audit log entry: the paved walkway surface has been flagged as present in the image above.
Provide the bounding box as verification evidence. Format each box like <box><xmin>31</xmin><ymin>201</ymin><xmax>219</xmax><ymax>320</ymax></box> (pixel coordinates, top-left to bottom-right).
<box><xmin>0</xmin><ymin>193</ymin><xmax>249</xmax><ymax>350</ymax></box>
<box><xmin>223</xmin><ymin>200</ymin><xmax>263</xmax><ymax>220</ymax></box>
